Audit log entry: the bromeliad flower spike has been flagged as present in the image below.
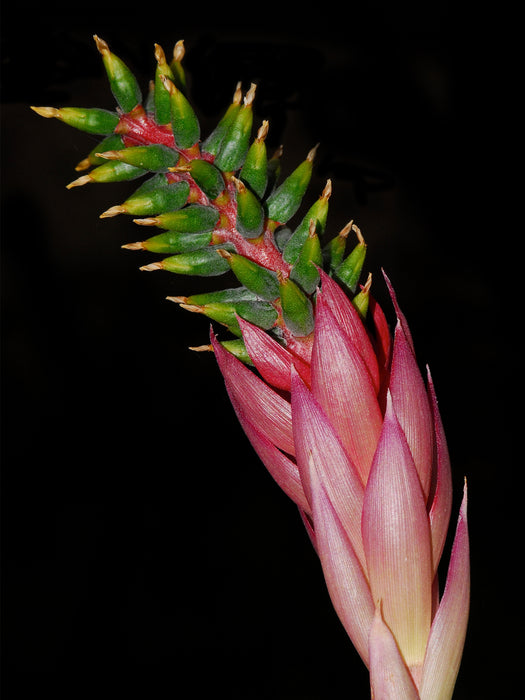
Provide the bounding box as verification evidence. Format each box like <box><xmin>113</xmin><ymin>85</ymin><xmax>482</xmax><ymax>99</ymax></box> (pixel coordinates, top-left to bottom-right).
<box><xmin>32</xmin><ymin>35</ymin><xmax>470</xmax><ymax>699</ymax></box>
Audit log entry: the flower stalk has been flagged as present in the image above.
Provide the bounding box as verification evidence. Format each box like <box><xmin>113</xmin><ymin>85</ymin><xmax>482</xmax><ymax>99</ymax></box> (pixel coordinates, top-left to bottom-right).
<box><xmin>31</xmin><ymin>35</ymin><xmax>470</xmax><ymax>698</ymax></box>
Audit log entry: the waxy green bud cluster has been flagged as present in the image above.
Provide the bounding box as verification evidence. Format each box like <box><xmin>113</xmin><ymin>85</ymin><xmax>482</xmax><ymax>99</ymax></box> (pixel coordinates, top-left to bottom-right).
<box><xmin>31</xmin><ymin>35</ymin><xmax>370</xmax><ymax>360</ymax></box>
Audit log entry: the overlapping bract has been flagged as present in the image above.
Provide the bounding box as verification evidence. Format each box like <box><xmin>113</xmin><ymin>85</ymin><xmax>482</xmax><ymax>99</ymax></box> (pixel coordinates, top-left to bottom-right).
<box><xmin>212</xmin><ymin>268</ymin><xmax>469</xmax><ymax>699</ymax></box>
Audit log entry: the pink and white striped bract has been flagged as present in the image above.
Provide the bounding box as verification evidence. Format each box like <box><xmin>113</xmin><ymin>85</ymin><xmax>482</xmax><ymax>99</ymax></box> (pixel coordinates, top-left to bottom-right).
<box><xmin>211</xmin><ymin>269</ymin><xmax>469</xmax><ymax>699</ymax></box>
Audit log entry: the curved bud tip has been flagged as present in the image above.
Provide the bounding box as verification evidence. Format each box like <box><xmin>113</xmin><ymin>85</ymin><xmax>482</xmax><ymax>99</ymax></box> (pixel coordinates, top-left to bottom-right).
<box><xmin>154</xmin><ymin>42</ymin><xmax>167</xmax><ymax>65</ymax></box>
<box><xmin>100</xmin><ymin>205</ymin><xmax>126</xmax><ymax>218</ymax></box>
<box><xmin>307</xmin><ymin>143</ymin><xmax>320</xmax><ymax>162</ymax></box>
<box><xmin>256</xmin><ymin>120</ymin><xmax>269</xmax><ymax>142</ymax></box>
<box><xmin>121</xmin><ymin>242</ymin><xmax>144</xmax><ymax>250</ymax></box>
<box><xmin>66</xmin><ymin>174</ymin><xmax>92</xmax><ymax>189</ymax></box>
<box><xmin>321</xmin><ymin>179</ymin><xmax>332</xmax><ymax>200</ymax></box>
<box><xmin>173</xmin><ymin>39</ymin><xmax>185</xmax><ymax>62</ymax></box>
<box><xmin>30</xmin><ymin>106</ymin><xmax>60</xmax><ymax>119</ymax></box>
<box><xmin>244</xmin><ymin>83</ymin><xmax>257</xmax><ymax>106</ymax></box>
<box><xmin>166</xmin><ymin>295</ymin><xmax>187</xmax><ymax>304</ymax></box>
<box><xmin>93</xmin><ymin>34</ymin><xmax>110</xmax><ymax>56</ymax></box>
<box><xmin>139</xmin><ymin>261</ymin><xmax>163</xmax><ymax>271</ymax></box>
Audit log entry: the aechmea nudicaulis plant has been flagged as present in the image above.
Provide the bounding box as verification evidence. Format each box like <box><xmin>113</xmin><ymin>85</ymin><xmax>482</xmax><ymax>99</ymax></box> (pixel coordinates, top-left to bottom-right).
<box><xmin>32</xmin><ymin>35</ymin><xmax>470</xmax><ymax>699</ymax></box>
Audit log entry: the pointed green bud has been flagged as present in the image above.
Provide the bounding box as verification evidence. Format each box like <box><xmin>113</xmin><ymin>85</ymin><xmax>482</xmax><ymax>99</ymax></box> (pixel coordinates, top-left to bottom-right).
<box><xmin>182</xmin><ymin>286</ymin><xmax>259</xmax><ymax>306</ymax></box>
<box><xmin>232</xmin><ymin>177</ymin><xmax>265</xmax><ymax>239</ymax></box>
<box><xmin>278</xmin><ymin>273</ymin><xmax>314</xmax><ymax>337</ymax></box>
<box><xmin>96</xmin><ymin>144</ymin><xmax>178</xmax><ymax>172</ymax></box>
<box><xmin>352</xmin><ymin>272</ymin><xmax>372</xmax><ymax>319</ymax></box>
<box><xmin>66</xmin><ymin>160</ymin><xmax>147</xmax><ymax>188</ymax></box>
<box><xmin>170</xmin><ymin>40</ymin><xmax>187</xmax><ymax>93</ymax></box>
<box><xmin>334</xmin><ymin>224</ymin><xmax>367</xmax><ymax>293</ymax></box>
<box><xmin>266</xmin><ymin>144</ymin><xmax>318</xmax><ymax>224</ymax></box>
<box><xmin>101</xmin><ymin>177</ymin><xmax>190</xmax><ymax>217</ymax></box>
<box><xmin>323</xmin><ymin>219</ymin><xmax>353</xmax><ymax>273</ymax></box>
<box><xmin>30</xmin><ymin>106</ymin><xmax>119</xmax><ymax>135</ymax></box>
<box><xmin>123</xmin><ymin>230</ymin><xmax>212</xmax><ymax>254</ymax></box>
<box><xmin>239</xmin><ymin>121</ymin><xmax>269</xmax><ymax>198</ymax></box>
<box><xmin>154</xmin><ymin>43</ymin><xmax>176</xmax><ymax>125</ymax></box>
<box><xmin>289</xmin><ymin>219</ymin><xmax>323</xmax><ymax>294</ymax></box>
<box><xmin>134</xmin><ymin>203</ymin><xmax>219</xmax><ymax>232</ymax></box>
<box><xmin>214</xmin><ymin>84</ymin><xmax>256</xmax><ymax>172</ymax></box>
<box><xmin>94</xmin><ymin>35</ymin><xmax>142</xmax><ymax>113</ymax></box>
<box><xmin>74</xmin><ymin>133</ymin><xmax>125</xmax><ymax>171</ymax></box>
<box><xmin>201</xmin><ymin>82</ymin><xmax>242</xmax><ymax>156</ymax></box>
<box><xmin>140</xmin><ymin>245</ymin><xmax>233</xmax><ymax>276</ymax></box>
<box><xmin>171</xmin><ymin>159</ymin><xmax>225</xmax><ymax>200</ymax></box>
<box><xmin>188</xmin><ymin>338</ymin><xmax>253</xmax><ymax>365</ymax></box>
<box><xmin>216</xmin><ymin>249</ymin><xmax>279</xmax><ymax>302</ymax></box>
<box><xmin>177</xmin><ymin>299</ymin><xmax>277</xmax><ymax>336</ymax></box>
<box><xmin>159</xmin><ymin>74</ymin><xmax>200</xmax><ymax>149</ymax></box>
<box><xmin>283</xmin><ymin>179</ymin><xmax>331</xmax><ymax>263</ymax></box>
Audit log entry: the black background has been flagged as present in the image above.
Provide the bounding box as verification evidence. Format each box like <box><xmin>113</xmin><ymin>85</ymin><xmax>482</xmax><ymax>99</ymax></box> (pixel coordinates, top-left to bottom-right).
<box><xmin>2</xmin><ymin>3</ymin><xmax>520</xmax><ymax>698</ymax></box>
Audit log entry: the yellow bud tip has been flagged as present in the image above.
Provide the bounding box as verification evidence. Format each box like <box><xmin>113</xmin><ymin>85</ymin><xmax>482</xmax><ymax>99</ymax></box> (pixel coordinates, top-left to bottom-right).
<box><xmin>166</xmin><ymin>295</ymin><xmax>188</xmax><ymax>304</ymax></box>
<box><xmin>232</xmin><ymin>81</ymin><xmax>243</xmax><ymax>105</ymax></box>
<box><xmin>173</xmin><ymin>40</ymin><xmax>185</xmax><ymax>63</ymax></box>
<box><xmin>307</xmin><ymin>143</ymin><xmax>320</xmax><ymax>163</ymax></box>
<box><xmin>321</xmin><ymin>179</ymin><xmax>332</xmax><ymax>200</ymax></box>
<box><xmin>188</xmin><ymin>344</ymin><xmax>213</xmax><ymax>353</ymax></box>
<box><xmin>139</xmin><ymin>261</ymin><xmax>164</xmax><ymax>271</ymax></box>
<box><xmin>256</xmin><ymin>120</ymin><xmax>269</xmax><ymax>142</ymax></box>
<box><xmin>66</xmin><ymin>174</ymin><xmax>92</xmax><ymax>189</ymax></box>
<box><xmin>75</xmin><ymin>157</ymin><xmax>92</xmax><ymax>172</ymax></box>
<box><xmin>100</xmin><ymin>205</ymin><xmax>126</xmax><ymax>218</ymax></box>
<box><xmin>362</xmin><ymin>271</ymin><xmax>373</xmax><ymax>294</ymax></box>
<box><xmin>30</xmin><ymin>106</ymin><xmax>60</xmax><ymax>119</ymax></box>
<box><xmin>121</xmin><ymin>242</ymin><xmax>144</xmax><ymax>250</ymax></box>
<box><xmin>133</xmin><ymin>217</ymin><xmax>158</xmax><ymax>226</ymax></box>
<box><xmin>179</xmin><ymin>303</ymin><xmax>203</xmax><ymax>313</ymax></box>
<box><xmin>338</xmin><ymin>220</ymin><xmax>354</xmax><ymax>239</ymax></box>
<box><xmin>154</xmin><ymin>43</ymin><xmax>167</xmax><ymax>66</ymax></box>
<box><xmin>93</xmin><ymin>35</ymin><xmax>110</xmax><ymax>56</ymax></box>
<box><xmin>159</xmin><ymin>73</ymin><xmax>175</xmax><ymax>94</ymax></box>
<box><xmin>244</xmin><ymin>83</ymin><xmax>257</xmax><ymax>107</ymax></box>
<box><xmin>95</xmin><ymin>150</ymin><xmax>120</xmax><ymax>161</ymax></box>
<box><xmin>216</xmin><ymin>248</ymin><xmax>232</xmax><ymax>261</ymax></box>
<box><xmin>352</xmin><ymin>222</ymin><xmax>365</xmax><ymax>245</ymax></box>
<box><xmin>308</xmin><ymin>219</ymin><xmax>318</xmax><ymax>237</ymax></box>
<box><xmin>231</xmin><ymin>176</ymin><xmax>246</xmax><ymax>193</ymax></box>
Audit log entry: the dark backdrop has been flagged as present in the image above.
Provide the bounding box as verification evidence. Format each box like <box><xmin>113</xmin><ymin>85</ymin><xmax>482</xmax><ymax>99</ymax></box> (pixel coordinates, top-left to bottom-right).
<box><xmin>2</xmin><ymin>3</ymin><xmax>519</xmax><ymax>698</ymax></box>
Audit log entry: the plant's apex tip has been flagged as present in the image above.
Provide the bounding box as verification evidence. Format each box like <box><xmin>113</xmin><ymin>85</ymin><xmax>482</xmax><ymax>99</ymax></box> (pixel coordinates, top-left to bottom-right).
<box><xmin>179</xmin><ymin>303</ymin><xmax>203</xmax><ymax>313</ymax></box>
<box><xmin>244</xmin><ymin>83</ymin><xmax>257</xmax><ymax>106</ymax></box>
<box><xmin>352</xmin><ymin>222</ymin><xmax>365</xmax><ymax>245</ymax></box>
<box><xmin>233</xmin><ymin>81</ymin><xmax>243</xmax><ymax>104</ymax></box>
<box><xmin>189</xmin><ymin>344</ymin><xmax>213</xmax><ymax>353</ymax></box>
<box><xmin>66</xmin><ymin>174</ymin><xmax>91</xmax><ymax>189</ymax></box>
<box><xmin>173</xmin><ymin>40</ymin><xmax>185</xmax><ymax>62</ymax></box>
<box><xmin>95</xmin><ymin>150</ymin><xmax>119</xmax><ymax>161</ymax></box>
<box><xmin>322</xmin><ymin>179</ymin><xmax>332</xmax><ymax>199</ymax></box>
<box><xmin>139</xmin><ymin>261</ymin><xmax>163</xmax><ymax>271</ymax></box>
<box><xmin>133</xmin><ymin>217</ymin><xmax>158</xmax><ymax>226</ymax></box>
<box><xmin>30</xmin><ymin>106</ymin><xmax>58</xmax><ymax>118</ymax></box>
<box><xmin>75</xmin><ymin>157</ymin><xmax>91</xmax><ymax>172</ymax></box>
<box><xmin>121</xmin><ymin>241</ymin><xmax>144</xmax><ymax>250</ymax></box>
<box><xmin>362</xmin><ymin>271</ymin><xmax>373</xmax><ymax>293</ymax></box>
<box><xmin>93</xmin><ymin>35</ymin><xmax>109</xmax><ymax>55</ymax></box>
<box><xmin>166</xmin><ymin>295</ymin><xmax>187</xmax><ymax>304</ymax></box>
<box><xmin>256</xmin><ymin>120</ymin><xmax>269</xmax><ymax>141</ymax></box>
<box><xmin>307</xmin><ymin>143</ymin><xmax>320</xmax><ymax>162</ymax></box>
<box><xmin>101</xmin><ymin>205</ymin><xmax>126</xmax><ymax>218</ymax></box>
<box><xmin>154</xmin><ymin>43</ymin><xmax>166</xmax><ymax>65</ymax></box>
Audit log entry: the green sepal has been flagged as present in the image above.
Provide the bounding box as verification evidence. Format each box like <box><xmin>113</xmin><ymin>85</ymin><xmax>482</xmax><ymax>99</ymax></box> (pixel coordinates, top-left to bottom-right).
<box><xmin>78</xmin><ymin>160</ymin><xmax>147</xmax><ymax>184</ymax></box>
<box><xmin>233</xmin><ymin>177</ymin><xmax>265</xmax><ymax>239</ymax></box>
<box><xmin>289</xmin><ymin>221</ymin><xmax>323</xmax><ymax>294</ymax></box>
<box><xmin>33</xmin><ymin>106</ymin><xmax>120</xmax><ymax>134</ymax></box>
<box><xmin>98</xmin><ymin>144</ymin><xmax>178</xmax><ymax>172</ymax></box>
<box><xmin>283</xmin><ymin>181</ymin><xmax>330</xmax><ymax>263</ymax></box>
<box><xmin>323</xmin><ymin>222</ymin><xmax>350</xmax><ymax>274</ymax></box>
<box><xmin>169</xmin><ymin>40</ymin><xmax>187</xmax><ymax>93</ymax></box>
<box><xmin>266</xmin><ymin>146</ymin><xmax>316</xmax><ymax>224</ymax></box>
<box><xmin>157</xmin><ymin>245</ymin><xmax>234</xmax><ymax>276</ymax></box>
<box><xmin>95</xmin><ymin>36</ymin><xmax>142</xmax><ymax>113</ymax></box>
<box><xmin>334</xmin><ymin>239</ymin><xmax>367</xmax><ymax>293</ymax></box>
<box><xmin>185</xmin><ymin>287</ymin><xmax>259</xmax><ymax>306</ymax></box>
<box><xmin>352</xmin><ymin>283</ymin><xmax>370</xmax><ymax>319</ymax></box>
<box><xmin>134</xmin><ymin>230</ymin><xmax>212</xmax><ymax>254</ymax></box>
<box><xmin>213</xmin><ymin>85</ymin><xmax>255</xmax><ymax>172</ymax></box>
<box><xmin>186</xmin><ymin>300</ymin><xmax>277</xmax><ymax>336</ymax></box>
<box><xmin>119</xmin><ymin>177</ymin><xmax>190</xmax><ymax>216</ymax></box>
<box><xmin>239</xmin><ymin>122</ymin><xmax>268</xmax><ymax>198</ymax></box>
<box><xmin>279</xmin><ymin>275</ymin><xmax>314</xmax><ymax>337</ymax></box>
<box><xmin>75</xmin><ymin>133</ymin><xmax>125</xmax><ymax>171</ymax></box>
<box><xmin>154</xmin><ymin>44</ymin><xmax>176</xmax><ymax>125</ymax></box>
<box><xmin>201</xmin><ymin>84</ymin><xmax>242</xmax><ymax>156</ymax></box>
<box><xmin>183</xmin><ymin>159</ymin><xmax>225</xmax><ymax>200</ymax></box>
<box><xmin>218</xmin><ymin>338</ymin><xmax>253</xmax><ymax>365</ymax></box>
<box><xmin>161</xmin><ymin>75</ymin><xmax>200</xmax><ymax>149</ymax></box>
<box><xmin>141</xmin><ymin>203</ymin><xmax>219</xmax><ymax>232</ymax></box>
<box><xmin>219</xmin><ymin>251</ymin><xmax>280</xmax><ymax>302</ymax></box>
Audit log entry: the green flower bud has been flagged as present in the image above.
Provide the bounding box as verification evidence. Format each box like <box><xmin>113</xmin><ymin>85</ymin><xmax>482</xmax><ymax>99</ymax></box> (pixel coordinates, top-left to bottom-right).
<box><xmin>283</xmin><ymin>179</ymin><xmax>331</xmax><ymax>263</ymax></box>
<box><xmin>323</xmin><ymin>219</ymin><xmax>353</xmax><ymax>273</ymax></box>
<box><xmin>279</xmin><ymin>274</ymin><xmax>314</xmax><ymax>337</ymax></box>
<box><xmin>289</xmin><ymin>219</ymin><xmax>323</xmax><ymax>294</ymax></box>
<box><xmin>172</xmin><ymin>159</ymin><xmax>225</xmax><ymax>200</ymax></box>
<box><xmin>239</xmin><ymin>121</ymin><xmax>269</xmax><ymax>198</ymax></box>
<box><xmin>123</xmin><ymin>230</ymin><xmax>212</xmax><ymax>254</ymax></box>
<box><xmin>183</xmin><ymin>287</ymin><xmax>259</xmax><ymax>306</ymax></box>
<box><xmin>179</xmin><ymin>299</ymin><xmax>277</xmax><ymax>336</ymax></box>
<box><xmin>201</xmin><ymin>82</ymin><xmax>242</xmax><ymax>156</ymax></box>
<box><xmin>266</xmin><ymin>144</ymin><xmax>317</xmax><ymax>224</ymax></box>
<box><xmin>75</xmin><ymin>134</ymin><xmax>125</xmax><ymax>171</ymax></box>
<box><xmin>169</xmin><ymin>40</ymin><xmax>187</xmax><ymax>93</ymax></box>
<box><xmin>134</xmin><ymin>203</ymin><xmax>219</xmax><ymax>232</ymax></box>
<box><xmin>96</xmin><ymin>144</ymin><xmax>178</xmax><ymax>172</ymax></box>
<box><xmin>352</xmin><ymin>273</ymin><xmax>372</xmax><ymax>319</ymax></box>
<box><xmin>94</xmin><ymin>35</ymin><xmax>142</xmax><ymax>113</ymax></box>
<box><xmin>30</xmin><ymin>106</ymin><xmax>119</xmax><ymax>135</ymax></box>
<box><xmin>100</xmin><ymin>177</ymin><xmax>190</xmax><ymax>217</ymax></box>
<box><xmin>214</xmin><ymin>84</ymin><xmax>256</xmax><ymax>172</ymax></box>
<box><xmin>66</xmin><ymin>160</ymin><xmax>147</xmax><ymax>189</ymax></box>
<box><xmin>216</xmin><ymin>250</ymin><xmax>280</xmax><ymax>302</ymax></box>
<box><xmin>140</xmin><ymin>245</ymin><xmax>233</xmax><ymax>276</ymax></box>
<box><xmin>154</xmin><ymin>43</ymin><xmax>176</xmax><ymax>125</ymax></box>
<box><xmin>334</xmin><ymin>225</ymin><xmax>367</xmax><ymax>293</ymax></box>
<box><xmin>159</xmin><ymin>74</ymin><xmax>200</xmax><ymax>149</ymax></box>
<box><xmin>232</xmin><ymin>177</ymin><xmax>265</xmax><ymax>239</ymax></box>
